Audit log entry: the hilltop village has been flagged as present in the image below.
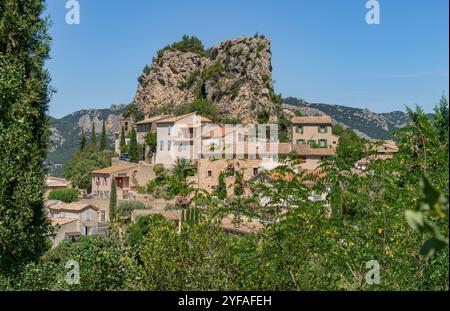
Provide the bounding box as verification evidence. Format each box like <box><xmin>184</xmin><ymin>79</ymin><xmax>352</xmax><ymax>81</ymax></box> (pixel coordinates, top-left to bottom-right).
<box><xmin>45</xmin><ymin>111</ymin><xmax>398</xmax><ymax>247</ymax></box>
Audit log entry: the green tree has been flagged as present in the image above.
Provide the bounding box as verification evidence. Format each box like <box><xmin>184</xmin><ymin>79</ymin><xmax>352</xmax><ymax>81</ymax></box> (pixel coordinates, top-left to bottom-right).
<box><xmin>91</xmin><ymin>122</ymin><xmax>97</xmax><ymax>147</ymax></box>
<box><xmin>128</xmin><ymin>128</ymin><xmax>139</xmax><ymax>163</ymax></box>
<box><xmin>80</xmin><ymin>129</ymin><xmax>86</xmax><ymax>151</ymax></box>
<box><xmin>120</xmin><ymin>126</ymin><xmax>127</xmax><ymax>154</ymax></box>
<box><xmin>144</xmin><ymin>132</ymin><xmax>157</xmax><ymax>158</ymax></box>
<box><xmin>63</xmin><ymin>145</ymin><xmax>115</xmax><ymax>190</ymax></box>
<box><xmin>48</xmin><ymin>188</ymin><xmax>79</xmax><ymax>203</ymax></box>
<box><xmin>215</xmin><ymin>171</ymin><xmax>227</xmax><ymax>200</ymax></box>
<box><xmin>100</xmin><ymin>119</ymin><xmax>107</xmax><ymax>151</ymax></box>
<box><xmin>109</xmin><ymin>178</ymin><xmax>117</xmax><ymax>221</ymax></box>
<box><xmin>0</xmin><ymin>0</ymin><xmax>54</xmax><ymax>273</ymax></box>
<box><xmin>175</xmin><ymin>98</ymin><xmax>221</xmax><ymax>122</ymax></box>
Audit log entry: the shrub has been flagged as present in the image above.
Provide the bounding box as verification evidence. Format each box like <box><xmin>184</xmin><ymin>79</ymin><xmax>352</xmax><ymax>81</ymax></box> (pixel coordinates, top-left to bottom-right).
<box><xmin>117</xmin><ymin>201</ymin><xmax>147</xmax><ymax>217</ymax></box>
<box><xmin>48</xmin><ymin>188</ymin><xmax>79</xmax><ymax>203</ymax></box>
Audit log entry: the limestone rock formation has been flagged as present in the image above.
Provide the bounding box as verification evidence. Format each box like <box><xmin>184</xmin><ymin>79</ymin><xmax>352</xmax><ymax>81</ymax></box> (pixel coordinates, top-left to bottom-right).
<box><xmin>133</xmin><ymin>36</ymin><xmax>280</xmax><ymax>124</ymax></box>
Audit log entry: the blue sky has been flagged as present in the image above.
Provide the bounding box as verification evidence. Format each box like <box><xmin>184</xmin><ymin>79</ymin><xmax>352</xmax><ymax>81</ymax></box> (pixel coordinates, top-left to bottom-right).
<box><xmin>45</xmin><ymin>0</ymin><xmax>449</xmax><ymax>118</ymax></box>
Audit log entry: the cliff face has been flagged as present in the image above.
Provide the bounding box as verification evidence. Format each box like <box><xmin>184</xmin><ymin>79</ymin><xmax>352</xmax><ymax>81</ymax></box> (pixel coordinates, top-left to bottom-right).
<box><xmin>133</xmin><ymin>36</ymin><xmax>278</xmax><ymax>124</ymax></box>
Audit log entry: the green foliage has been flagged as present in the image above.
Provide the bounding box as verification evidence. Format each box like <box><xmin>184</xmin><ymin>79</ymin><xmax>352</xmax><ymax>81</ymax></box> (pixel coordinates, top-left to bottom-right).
<box><xmin>109</xmin><ymin>178</ymin><xmax>117</xmax><ymax>221</ymax></box>
<box><xmin>63</xmin><ymin>145</ymin><xmax>116</xmax><ymax>190</ymax></box>
<box><xmin>144</xmin><ymin>131</ymin><xmax>157</xmax><ymax>158</ymax></box>
<box><xmin>122</xmin><ymin>103</ymin><xmax>144</xmax><ymax>121</ymax></box>
<box><xmin>215</xmin><ymin>172</ymin><xmax>227</xmax><ymax>200</ymax></box>
<box><xmin>91</xmin><ymin>122</ymin><xmax>97</xmax><ymax>147</ymax></box>
<box><xmin>48</xmin><ymin>188</ymin><xmax>79</xmax><ymax>203</ymax></box>
<box><xmin>145</xmin><ymin>160</ymin><xmax>195</xmax><ymax>200</ymax></box>
<box><xmin>257</xmin><ymin>108</ymin><xmax>270</xmax><ymax>124</ymax></box>
<box><xmin>117</xmin><ymin>200</ymin><xmax>146</xmax><ymax>218</ymax></box>
<box><xmin>333</xmin><ymin>124</ymin><xmax>366</xmax><ymax>169</ymax></box>
<box><xmin>128</xmin><ymin>128</ymin><xmax>140</xmax><ymax>163</ymax></box>
<box><xmin>120</xmin><ymin>126</ymin><xmax>127</xmax><ymax>154</ymax></box>
<box><xmin>157</xmin><ymin>35</ymin><xmax>207</xmax><ymax>58</ymax></box>
<box><xmin>100</xmin><ymin>120</ymin><xmax>108</xmax><ymax>151</ymax></box>
<box><xmin>80</xmin><ymin>129</ymin><xmax>86</xmax><ymax>151</ymax></box>
<box><xmin>175</xmin><ymin>98</ymin><xmax>221</xmax><ymax>123</ymax></box>
<box><xmin>0</xmin><ymin>0</ymin><xmax>54</xmax><ymax>273</ymax></box>
<box><xmin>178</xmin><ymin>69</ymin><xmax>200</xmax><ymax>90</ymax></box>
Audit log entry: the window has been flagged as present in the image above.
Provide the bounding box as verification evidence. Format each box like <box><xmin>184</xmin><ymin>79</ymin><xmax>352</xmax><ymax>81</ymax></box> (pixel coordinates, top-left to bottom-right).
<box><xmin>296</xmin><ymin>139</ymin><xmax>305</xmax><ymax>145</ymax></box>
<box><xmin>319</xmin><ymin>139</ymin><xmax>327</xmax><ymax>147</ymax></box>
<box><xmin>125</xmin><ymin>122</ymin><xmax>128</xmax><ymax>131</ymax></box>
<box><xmin>253</xmin><ymin>167</ymin><xmax>259</xmax><ymax>176</ymax></box>
<box><xmin>296</xmin><ymin>125</ymin><xmax>303</xmax><ymax>134</ymax></box>
<box><xmin>100</xmin><ymin>211</ymin><xmax>106</xmax><ymax>222</ymax></box>
<box><xmin>207</xmin><ymin>170</ymin><xmax>212</xmax><ymax>178</ymax></box>
<box><xmin>168</xmin><ymin>140</ymin><xmax>171</xmax><ymax>151</ymax></box>
<box><xmin>168</xmin><ymin>125</ymin><xmax>172</xmax><ymax>136</ymax></box>
<box><xmin>318</xmin><ymin>125</ymin><xmax>327</xmax><ymax>133</ymax></box>
<box><xmin>86</xmin><ymin>211</ymin><xmax>91</xmax><ymax>221</ymax></box>
<box><xmin>160</xmin><ymin>141</ymin><xmax>164</xmax><ymax>151</ymax></box>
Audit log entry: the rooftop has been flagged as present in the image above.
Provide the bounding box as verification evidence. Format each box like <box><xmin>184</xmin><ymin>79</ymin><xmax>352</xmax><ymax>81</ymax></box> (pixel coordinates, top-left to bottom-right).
<box><xmin>156</xmin><ymin>112</ymin><xmax>212</xmax><ymax>124</ymax></box>
<box><xmin>48</xmin><ymin>202</ymin><xmax>98</xmax><ymax>212</ymax></box>
<box><xmin>291</xmin><ymin>116</ymin><xmax>332</xmax><ymax>125</ymax></box>
<box><xmin>49</xmin><ymin>216</ymin><xmax>78</xmax><ymax>226</ymax></box>
<box><xmin>135</xmin><ymin>115</ymin><xmax>169</xmax><ymax>125</ymax></box>
<box><xmin>91</xmin><ymin>163</ymin><xmax>138</xmax><ymax>174</ymax></box>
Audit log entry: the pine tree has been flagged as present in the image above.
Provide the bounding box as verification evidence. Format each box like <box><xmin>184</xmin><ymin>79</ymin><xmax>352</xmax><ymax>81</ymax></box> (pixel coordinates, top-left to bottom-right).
<box><xmin>80</xmin><ymin>129</ymin><xmax>86</xmax><ymax>151</ymax></box>
<box><xmin>109</xmin><ymin>178</ymin><xmax>117</xmax><ymax>221</ymax></box>
<box><xmin>0</xmin><ymin>0</ymin><xmax>54</xmax><ymax>272</ymax></box>
<box><xmin>120</xmin><ymin>126</ymin><xmax>127</xmax><ymax>154</ymax></box>
<box><xmin>100</xmin><ymin>119</ymin><xmax>107</xmax><ymax>151</ymax></box>
<box><xmin>91</xmin><ymin>122</ymin><xmax>97</xmax><ymax>147</ymax></box>
<box><xmin>129</xmin><ymin>128</ymin><xmax>139</xmax><ymax>163</ymax></box>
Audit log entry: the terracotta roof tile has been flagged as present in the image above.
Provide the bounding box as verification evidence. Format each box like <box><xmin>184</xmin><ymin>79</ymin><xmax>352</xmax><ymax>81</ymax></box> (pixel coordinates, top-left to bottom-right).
<box><xmin>91</xmin><ymin>163</ymin><xmax>138</xmax><ymax>174</ymax></box>
<box><xmin>291</xmin><ymin>116</ymin><xmax>332</xmax><ymax>124</ymax></box>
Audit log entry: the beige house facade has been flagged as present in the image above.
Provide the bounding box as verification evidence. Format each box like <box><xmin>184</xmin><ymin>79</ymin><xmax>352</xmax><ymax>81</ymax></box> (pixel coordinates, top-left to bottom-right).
<box><xmin>292</xmin><ymin>116</ymin><xmax>339</xmax><ymax>148</ymax></box>
<box><xmin>155</xmin><ymin>112</ymin><xmax>212</xmax><ymax>168</ymax></box>
<box><xmin>47</xmin><ymin>202</ymin><xmax>100</xmax><ymax>248</ymax></box>
<box><xmin>91</xmin><ymin>161</ymin><xmax>155</xmax><ymax>200</ymax></box>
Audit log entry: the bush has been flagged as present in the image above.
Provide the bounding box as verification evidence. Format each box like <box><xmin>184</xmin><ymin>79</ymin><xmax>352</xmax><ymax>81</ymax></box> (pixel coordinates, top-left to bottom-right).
<box><xmin>48</xmin><ymin>188</ymin><xmax>79</xmax><ymax>203</ymax></box>
<box><xmin>117</xmin><ymin>201</ymin><xmax>147</xmax><ymax>217</ymax></box>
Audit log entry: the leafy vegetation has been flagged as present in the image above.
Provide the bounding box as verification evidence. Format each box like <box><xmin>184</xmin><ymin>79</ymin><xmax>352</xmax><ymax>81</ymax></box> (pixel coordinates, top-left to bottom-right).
<box><xmin>63</xmin><ymin>145</ymin><xmax>116</xmax><ymax>190</ymax></box>
<box><xmin>157</xmin><ymin>35</ymin><xmax>208</xmax><ymax>58</ymax></box>
<box><xmin>0</xmin><ymin>0</ymin><xmax>54</xmax><ymax>273</ymax></box>
<box><xmin>48</xmin><ymin>188</ymin><xmax>79</xmax><ymax>203</ymax></box>
<box><xmin>175</xmin><ymin>98</ymin><xmax>221</xmax><ymax>123</ymax></box>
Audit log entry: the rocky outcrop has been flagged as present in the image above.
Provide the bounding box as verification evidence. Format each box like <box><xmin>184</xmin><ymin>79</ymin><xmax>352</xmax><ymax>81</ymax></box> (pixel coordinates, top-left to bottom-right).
<box><xmin>133</xmin><ymin>36</ymin><xmax>279</xmax><ymax>124</ymax></box>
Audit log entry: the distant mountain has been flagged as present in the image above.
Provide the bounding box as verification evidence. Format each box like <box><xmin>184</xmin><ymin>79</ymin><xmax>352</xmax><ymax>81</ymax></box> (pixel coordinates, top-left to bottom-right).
<box><xmin>283</xmin><ymin>97</ymin><xmax>412</xmax><ymax>140</ymax></box>
<box><xmin>46</xmin><ymin>104</ymin><xmax>125</xmax><ymax>176</ymax></box>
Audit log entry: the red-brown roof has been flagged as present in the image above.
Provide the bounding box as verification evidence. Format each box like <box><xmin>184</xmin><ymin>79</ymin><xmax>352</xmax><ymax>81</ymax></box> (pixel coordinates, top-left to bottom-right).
<box><xmin>291</xmin><ymin>116</ymin><xmax>332</xmax><ymax>125</ymax></box>
<box><xmin>135</xmin><ymin>115</ymin><xmax>169</xmax><ymax>125</ymax></box>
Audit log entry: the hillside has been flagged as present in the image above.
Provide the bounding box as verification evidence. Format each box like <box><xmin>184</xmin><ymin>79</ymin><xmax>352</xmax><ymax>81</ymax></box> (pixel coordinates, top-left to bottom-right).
<box><xmin>283</xmin><ymin>97</ymin><xmax>411</xmax><ymax>140</ymax></box>
<box><xmin>46</xmin><ymin>105</ymin><xmax>124</xmax><ymax>175</ymax></box>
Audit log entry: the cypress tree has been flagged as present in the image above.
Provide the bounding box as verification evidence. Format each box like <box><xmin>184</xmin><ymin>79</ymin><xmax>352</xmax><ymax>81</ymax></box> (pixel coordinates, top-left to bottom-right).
<box><xmin>0</xmin><ymin>0</ymin><xmax>54</xmax><ymax>272</ymax></box>
<box><xmin>216</xmin><ymin>172</ymin><xmax>227</xmax><ymax>200</ymax></box>
<box><xmin>120</xmin><ymin>126</ymin><xmax>127</xmax><ymax>154</ymax></box>
<box><xmin>128</xmin><ymin>128</ymin><xmax>139</xmax><ymax>163</ymax></box>
<box><xmin>91</xmin><ymin>121</ymin><xmax>97</xmax><ymax>147</ymax></box>
<box><xmin>100</xmin><ymin>119</ymin><xmax>107</xmax><ymax>151</ymax></box>
<box><xmin>80</xmin><ymin>129</ymin><xmax>86</xmax><ymax>151</ymax></box>
<box><xmin>109</xmin><ymin>178</ymin><xmax>117</xmax><ymax>221</ymax></box>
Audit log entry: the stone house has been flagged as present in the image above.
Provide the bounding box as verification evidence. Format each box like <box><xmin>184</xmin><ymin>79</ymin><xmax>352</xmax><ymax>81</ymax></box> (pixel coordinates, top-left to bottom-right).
<box><xmin>91</xmin><ymin>161</ymin><xmax>155</xmax><ymax>200</ymax></box>
<box><xmin>155</xmin><ymin>112</ymin><xmax>212</xmax><ymax>168</ymax></box>
<box><xmin>47</xmin><ymin>202</ymin><xmax>100</xmax><ymax>248</ymax></box>
<box><xmin>291</xmin><ymin>116</ymin><xmax>339</xmax><ymax>148</ymax></box>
